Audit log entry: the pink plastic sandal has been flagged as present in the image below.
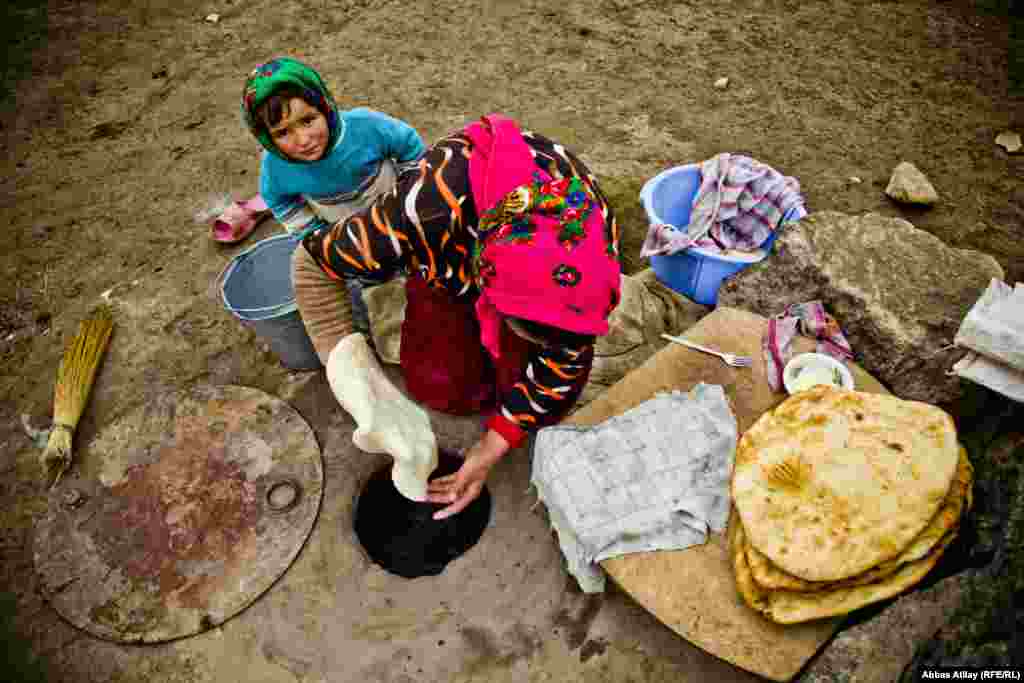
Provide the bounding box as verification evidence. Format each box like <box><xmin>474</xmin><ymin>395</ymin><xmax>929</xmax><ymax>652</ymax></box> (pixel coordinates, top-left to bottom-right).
<box><xmin>211</xmin><ymin>196</ymin><xmax>271</xmax><ymax>244</ymax></box>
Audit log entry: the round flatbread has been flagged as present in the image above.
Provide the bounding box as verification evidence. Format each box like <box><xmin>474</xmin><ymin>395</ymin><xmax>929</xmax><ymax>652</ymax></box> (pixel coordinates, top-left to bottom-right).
<box><xmin>729</xmin><ymin>513</ymin><xmax>770</xmax><ymax>614</ymax></box>
<box><xmin>732</xmin><ymin>386</ymin><xmax>959</xmax><ymax>582</ymax></box>
<box><xmin>729</xmin><ymin>509</ymin><xmax>959</xmax><ymax>624</ymax></box>
<box><xmin>743</xmin><ymin>446</ymin><xmax>972</xmax><ymax>592</ymax></box>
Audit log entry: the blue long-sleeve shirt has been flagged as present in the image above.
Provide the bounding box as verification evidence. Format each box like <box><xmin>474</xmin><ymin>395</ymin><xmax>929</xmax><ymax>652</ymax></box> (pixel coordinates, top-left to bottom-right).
<box><xmin>260</xmin><ymin>108</ymin><xmax>426</xmax><ymax>236</ymax></box>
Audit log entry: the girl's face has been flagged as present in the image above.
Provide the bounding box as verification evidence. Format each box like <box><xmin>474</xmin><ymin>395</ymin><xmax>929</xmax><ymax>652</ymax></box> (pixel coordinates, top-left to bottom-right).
<box><xmin>268</xmin><ymin>97</ymin><xmax>329</xmax><ymax>162</ymax></box>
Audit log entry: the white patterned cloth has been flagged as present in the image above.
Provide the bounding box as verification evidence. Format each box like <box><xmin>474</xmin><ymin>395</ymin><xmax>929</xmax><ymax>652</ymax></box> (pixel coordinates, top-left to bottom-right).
<box><xmin>952</xmin><ymin>278</ymin><xmax>1024</xmax><ymax>402</ymax></box>
<box><xmin>530</xmin><ymin>384</ymin><xmax>737</xmax><ymax>592</ymax></box>
<box><xmin>641</xmin><ymin>153</ymin><xmax>804</xmax><ymax>257</ymax></box>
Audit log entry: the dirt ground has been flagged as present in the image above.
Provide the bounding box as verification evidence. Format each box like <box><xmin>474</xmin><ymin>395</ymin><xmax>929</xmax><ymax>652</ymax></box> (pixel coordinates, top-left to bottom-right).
<box><xmin>1</xmin><ymin>0</ymin><xmax>1022</xmax><ymax>681</ymax></box>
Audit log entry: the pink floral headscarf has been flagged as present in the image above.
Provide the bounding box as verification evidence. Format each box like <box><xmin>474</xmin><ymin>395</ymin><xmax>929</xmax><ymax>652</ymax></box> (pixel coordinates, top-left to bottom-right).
<box><xmin>464</xmin><ymin>114</ymin><xmax>621</xmax><ymax>358</ymax></box>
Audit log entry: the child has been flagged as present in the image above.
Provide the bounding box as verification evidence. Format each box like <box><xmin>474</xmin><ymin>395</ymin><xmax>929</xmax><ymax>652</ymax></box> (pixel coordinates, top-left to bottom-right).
<box><xmin>241</xmin><ymin>56</ymin><xmax>426</xmax><ymax>239</ymax></box>
<box><xmin>241</xmin><ymin>56</ymin><xmax>426</xmax><ymax>329</ymax></box>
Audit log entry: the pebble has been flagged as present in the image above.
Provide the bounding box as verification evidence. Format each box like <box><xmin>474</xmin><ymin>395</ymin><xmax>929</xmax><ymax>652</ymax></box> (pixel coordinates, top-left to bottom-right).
<box><xmin>32</xmin><ymin>225</ymin><xmax>53</xmax><ymax>240</ymax></box>
<box><xmin>714</xmin><ymin>77</ymin><xmax>730</xmax><ymax>90</ymax></box>
<box><xmin>885</xmin><ymin>161</ymin><xmax>939</xmax><ymax>206</ymax></box>
<box><xmin>995</xmin><ymin>131</ymin><xmax>1021</xmax><ymax>154</ymax></box>
<box><xmin>204</xmin><ymin>13</ymin><xmax>220</xmax><ymax>23</ymax></box>
<box><xmin>62</xmin><ymin>489</ymin><xmax>85</xmax><ymax>508</ymax></box>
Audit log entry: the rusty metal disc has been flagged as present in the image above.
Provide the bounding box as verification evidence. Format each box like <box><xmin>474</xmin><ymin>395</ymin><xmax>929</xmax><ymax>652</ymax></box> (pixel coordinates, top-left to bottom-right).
<box><xmin>33</xmin><ymin>385</ymin><xmax>323</xmax><ymax>643</ymax></box>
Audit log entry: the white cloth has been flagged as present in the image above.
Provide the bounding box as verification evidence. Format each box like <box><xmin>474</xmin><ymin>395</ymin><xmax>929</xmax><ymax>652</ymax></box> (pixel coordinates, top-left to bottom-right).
<box><xmin>530</xmin><ymin>384</ymin><xmax>737</xmax><ymax>592</ymax></box>
<box><xmin>952</xmin><ymin>278</ymin><xmax>1024</xmax><ymax>402</ymax></box>
<box><xmin>326</xmin><ymin>333</ymin><xmax>438</xmax><ymax>500</ymax></box>
<box><xmin>952</xmin><ymin>352</ymin><xmax>1024</xmax><ymax>403</ymax></box>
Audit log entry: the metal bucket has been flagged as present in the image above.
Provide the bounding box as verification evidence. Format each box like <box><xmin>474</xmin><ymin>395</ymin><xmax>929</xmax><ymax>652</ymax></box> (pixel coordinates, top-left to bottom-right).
<box><xmin>219</xmin><ymin>234</ymin><xmax>322</xmax><ymax>370</ymax></box>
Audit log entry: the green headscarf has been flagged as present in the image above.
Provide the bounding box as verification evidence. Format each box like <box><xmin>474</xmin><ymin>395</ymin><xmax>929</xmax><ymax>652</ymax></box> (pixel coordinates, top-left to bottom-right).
<box><xmin>241</xmin><ymin>57</ymin><xmax>342</xmax><ymax>162</ymax></box>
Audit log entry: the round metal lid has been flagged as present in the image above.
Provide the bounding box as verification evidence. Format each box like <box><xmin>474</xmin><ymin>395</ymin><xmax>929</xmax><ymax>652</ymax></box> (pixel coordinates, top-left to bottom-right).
<box><xmin>33</xmin><ymin>385</ymin><xmax>323</xmax><ymax>643</ymax></box>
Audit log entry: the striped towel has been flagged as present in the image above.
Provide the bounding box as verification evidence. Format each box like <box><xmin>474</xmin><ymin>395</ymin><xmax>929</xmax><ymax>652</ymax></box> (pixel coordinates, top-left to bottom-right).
<box><xmin>763</xmin><ymin>301</ymin><xmax>854</xmax><ymax>392</ymax></box>
<box><xmin>641</xmin><ymin>153</ymin><xmax>803</xmax><ymax>257</ymax></box>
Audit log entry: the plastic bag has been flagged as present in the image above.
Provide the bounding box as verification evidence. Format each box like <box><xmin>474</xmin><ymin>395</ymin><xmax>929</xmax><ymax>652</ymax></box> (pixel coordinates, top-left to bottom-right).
<box><xmin>952</xmin><ymin>279</ymin><xmax>1024</xmax><ymax>402</ymax></box>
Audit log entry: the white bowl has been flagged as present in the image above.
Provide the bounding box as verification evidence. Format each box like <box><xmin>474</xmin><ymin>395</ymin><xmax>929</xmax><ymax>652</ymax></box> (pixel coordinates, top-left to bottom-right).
<box><xmin>782</xmin><ymin>352</ymin><xmax>854</xmax><ymax>394</ymax></box>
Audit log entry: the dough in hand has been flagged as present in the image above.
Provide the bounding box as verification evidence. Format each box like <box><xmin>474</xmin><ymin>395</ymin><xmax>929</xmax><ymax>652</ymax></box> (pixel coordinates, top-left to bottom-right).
<box><xmin>327</xmin><ymin>333</ymin><xmax>438</xmax><ymax>500</ymax></box>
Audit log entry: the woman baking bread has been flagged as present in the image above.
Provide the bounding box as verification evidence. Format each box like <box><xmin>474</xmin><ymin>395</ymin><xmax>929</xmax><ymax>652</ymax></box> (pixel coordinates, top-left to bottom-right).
<box><xmin>287</xmin><ymin>113</ymin><xmax>621</xmax><ymax>520</ymax></box>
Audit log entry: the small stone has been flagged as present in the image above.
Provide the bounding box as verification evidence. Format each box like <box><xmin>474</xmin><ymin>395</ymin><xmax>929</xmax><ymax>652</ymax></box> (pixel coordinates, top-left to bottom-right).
<box><xmin>885</xmin><ymin>161</ymin><xmax>939</xmax><ymax>206</ymax></box>
<box><xmin>995</xmin><ymin>131</ymin><xmax>1021</xmax><ymax>154</ymax></box>
<box><xmin>204</xmin><ymin>13</ymin><xmax>220</xmax><ymax>23</ymax></box>
<box><xmin>713</xmin><ymin>77</ymin><xmax>730</xmax><ymax>90</ymax></box>
<box><xmin>849</xmin><ymin>176</ymin><xmax>862</xmax><ymax>184</ymax></box>
<box><xmin>62</xmin><ymin>489</ymin><xmax>85</xmax><ymax>508</ymax></box>
<box><xmin>31</xmin><ymin>224</ymin><xmax>53</xmax><ymax>240</ymax></box>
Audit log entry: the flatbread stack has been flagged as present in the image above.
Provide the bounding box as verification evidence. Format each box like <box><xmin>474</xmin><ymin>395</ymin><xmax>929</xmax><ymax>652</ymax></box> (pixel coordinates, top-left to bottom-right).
<box><xmin>729</xmin><ymin>385</ymin><xmax>973</xmax><ymax>624</ymax></box>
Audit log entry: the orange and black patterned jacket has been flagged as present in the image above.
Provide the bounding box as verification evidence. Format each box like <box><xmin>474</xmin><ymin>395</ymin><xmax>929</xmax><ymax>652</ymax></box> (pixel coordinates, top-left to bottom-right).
<box><xmin>301</xmin><ymin>130</ymin><xmax>618</xmax><ymax>447</ymax></box>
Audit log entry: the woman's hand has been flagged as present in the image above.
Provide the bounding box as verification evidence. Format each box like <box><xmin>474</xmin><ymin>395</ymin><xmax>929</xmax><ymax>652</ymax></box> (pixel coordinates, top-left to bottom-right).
<box><xmin>427</xmin><ymin>429</ymin><xmax>510</xmax><ymax>520</ymax></box>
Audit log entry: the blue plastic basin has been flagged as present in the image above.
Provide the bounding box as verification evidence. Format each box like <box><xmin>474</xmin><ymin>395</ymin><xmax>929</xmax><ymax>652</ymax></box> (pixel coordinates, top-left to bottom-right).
<box><xmin>639</xmin><ymin>164</ymin><xmax>803</xmax><ymax>306</ymax></box>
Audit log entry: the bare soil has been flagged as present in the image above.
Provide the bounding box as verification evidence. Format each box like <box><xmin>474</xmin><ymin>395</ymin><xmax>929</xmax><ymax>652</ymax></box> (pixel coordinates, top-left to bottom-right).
<box><xmin>2</xmin><ymin>0</ymin><xmax>1022</xmax><ymax>397</ymax></box>
<box><xmin>1</xmin><ymin>0</ymin><xmax>1022</xmax><ymax>680</ymax></box>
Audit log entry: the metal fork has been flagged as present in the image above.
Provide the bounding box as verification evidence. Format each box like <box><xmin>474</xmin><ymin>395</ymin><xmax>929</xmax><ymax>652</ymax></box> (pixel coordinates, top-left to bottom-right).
<box><xmin>660</xmin><ymin>333</ymin><xmax>753</xmax><ymax>368</ymax></box>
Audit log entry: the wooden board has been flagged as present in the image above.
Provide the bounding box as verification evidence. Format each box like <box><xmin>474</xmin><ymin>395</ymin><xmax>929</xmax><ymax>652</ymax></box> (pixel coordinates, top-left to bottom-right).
<box><xmin>565</xmin><ymin>307</ymin><xmax>891</xmax><ymax>682</ymax></box>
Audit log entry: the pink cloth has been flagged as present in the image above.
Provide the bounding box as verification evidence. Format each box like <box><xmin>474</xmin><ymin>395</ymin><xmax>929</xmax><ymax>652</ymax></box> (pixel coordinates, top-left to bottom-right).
<box><xmin>463</xmin><ymin>114</ymin><xmax>621</xmax><ymax>358</ymax></box>
<box><xmin>464</xmin><ymin>114</ymin><xmax>537</xmax><ymax>215</ymax></box>
<box><xmin>763</xmin><ymin>301</ymin><xmax>854</xmax><ymax>392</ymax></box>
<box><xmin>464</xmin><ymin>114</ymin><xmax>538</xmax><ymax>358</ymax></box>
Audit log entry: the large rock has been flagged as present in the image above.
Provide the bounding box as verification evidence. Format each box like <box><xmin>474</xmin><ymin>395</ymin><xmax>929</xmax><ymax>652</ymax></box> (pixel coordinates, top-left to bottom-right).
<box><xmin>717</xmin><ymin>211</ymin><xmax>1004</xmax><ymax>404</ymax></box>
<box><xmin>798</xmin><ymin>573</ymin><xmax>970</xmax><ymax>683</ymax></box>
<box><xmin>900</xmin><ymin>418</ymin><xmax>1024</xmax><ymax>676</ymax></box>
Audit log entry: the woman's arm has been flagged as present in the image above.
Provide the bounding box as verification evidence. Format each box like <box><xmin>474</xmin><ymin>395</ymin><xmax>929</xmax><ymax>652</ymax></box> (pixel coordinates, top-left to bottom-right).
<box><xmin>291</xmin><ymin>246</ymin><xmax>355</xmax><ymax>365</ymax></box>
<box><xmin>426</xmin><ymin>339</ymin><xmax>594</xmax><ymax>520</ymax></box>
<box><xmin>488</xmin><ymin>337</ymin><xmax>595</xmax><ymax>448</ymax></box>
<box><xmin>300</xmin><ymin>186</ymin><xmax>408</xmax><ymax>286</ymax></box>
<box><xmin>294</xmin><ymin>166</ymin><xmax>413</xmax><ymax>362</ymax></box>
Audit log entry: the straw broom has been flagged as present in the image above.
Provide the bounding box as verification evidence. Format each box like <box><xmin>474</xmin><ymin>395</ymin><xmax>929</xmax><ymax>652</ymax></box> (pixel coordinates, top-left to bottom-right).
<box><xmin>41</xmin><ymin>305</ymin><xmax>114</xmax><ymax>487</ymax></box>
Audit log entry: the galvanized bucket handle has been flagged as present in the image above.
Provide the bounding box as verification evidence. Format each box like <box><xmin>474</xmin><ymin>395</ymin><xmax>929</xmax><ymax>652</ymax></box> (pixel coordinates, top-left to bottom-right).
<box><xmin>216</xmin><ymin>234</ymin><xmax>300</xmax><ymax>318</ymax></box>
